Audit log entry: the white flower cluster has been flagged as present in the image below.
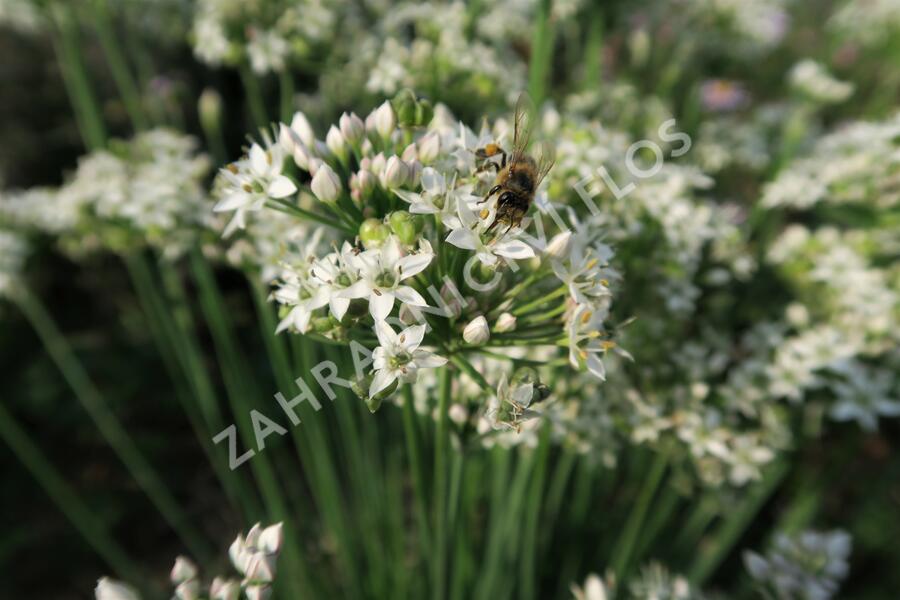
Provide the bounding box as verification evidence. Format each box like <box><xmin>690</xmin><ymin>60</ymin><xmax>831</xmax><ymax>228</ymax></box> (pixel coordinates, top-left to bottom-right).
<box><xmin>828</xmin><ymin>0</ymin><xmax>900</xmax><ymax>47</ymax></box>
<box><xmin>744</xmin><ymin>529</ymin><xmax>851</xmax><ymax>600</ymax></box>
<box><xmin>95</xmin><ymin>522</ymin><xmax>284</xmax><ymax>600</ymax></box>
<box><xmin>1</xmin><ymin>129</ymin><xmax>213</xmax><ymax>260</ymax></box>
<box><xmin>192</xmin><ymin>0</ymin><xmax>336</xmax><ymax>74</ymax></box>
<box><xmin>763</xmin><ymin>112</ymin><xmax>900</xmax><ymax>210</ymax></box>
<box><xmin>789</xmin><ymin>59</ymin><xmax>854</xmax><ymax>104</ymax></box>
<box><xmin>570</xmin><ymin>563</ymin><xmax>702</xmax><ymax>600</ymax></box>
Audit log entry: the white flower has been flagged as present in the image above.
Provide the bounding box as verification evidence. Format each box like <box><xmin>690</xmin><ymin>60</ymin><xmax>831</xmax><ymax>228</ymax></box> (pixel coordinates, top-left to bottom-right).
<box><xmin>325</xmin><ymin>126</ymin><xmax>347</xmax><ymax>160</ymax></box>
<box><xmin>545</xmin><ymin>230</ymin><xmax>573</xmax><ymax>259</ymax></box>
<box><xmin>370</xmin><ymin>321</ymin><xmax>447</xmax><ymax>397</ymax></box>
<box><xmin>274</xmin><ymin>265</ymin><xmax>330</xmax><ymax>334</ymax></box>
<box><xmin>463</xmin><ymin>315</ymin><xmax>490</xmax><ymax>344</ymax></box>
<box><xmin>394</xmin><ymin>167</ymin><xmax>476</xmax><ymax>225</ymax></box>
<box><xmin>309</xmin><ymin>242</ymin><xmax>360</xmax><ymax>321</ymax></box>
<box><xmin>310</xmin><ymin>163</ymin><xmax>342</xmax><ymax>203</ymax></box>
<box><xmin>95</xmin><ymin>578</ymin><xmax>140</xmax><ymax>600</ymax></box>
<box><xmin>338</xmin><ymin>236</ymin><xmax>433</xmax><ymax>320</ymax></box>
<box><xmin>214</xmin><ymin>143</ymin><xmax>297</xmax><ymax>235</ymax></box>
<box><xmin>552</xmin><ymin>241</ymin><xmax>615</xmax><ymax>305</ymax></box>
<box><xmin>567</xmin><ymin>303</ymin><xmax>613</xmax><ymax>380</ymax></box>
<box><xmin>445</xmin><ymin>200</ymin><xmax>534</xmax><ymax>266</ymax></box>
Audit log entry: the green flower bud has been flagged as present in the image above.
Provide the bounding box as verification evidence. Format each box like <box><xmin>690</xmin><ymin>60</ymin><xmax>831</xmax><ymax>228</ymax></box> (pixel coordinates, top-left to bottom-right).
<box><xmin>388</xmin><ymin>210</ymin><xmax>423</xmax><ymax>245</ymax></box>
<box><xmin>359</xmin><ymin>218</ymin><xmax>390</xmax><ymax>248</ymax></box>
<box><xmin>415</xmin><ymin>99</ymin><xmax>434</xmax><ymax>127</ymax></box>
<box><xmin>392</xmin><ymin>89</ymin><xmax>419</xmax><ymax>127</ymax></box>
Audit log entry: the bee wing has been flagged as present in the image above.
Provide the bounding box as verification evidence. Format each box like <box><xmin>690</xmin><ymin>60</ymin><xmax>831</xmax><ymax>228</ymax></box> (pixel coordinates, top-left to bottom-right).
<box><xmin>511</xmin><ymin>92</ymin><xmax>535</xmax><ymax>162</ymax></box>
<box><xmin>534</xmin><ymin>140</ymin><xmax>556</xmax><ymax>187</ymax></box>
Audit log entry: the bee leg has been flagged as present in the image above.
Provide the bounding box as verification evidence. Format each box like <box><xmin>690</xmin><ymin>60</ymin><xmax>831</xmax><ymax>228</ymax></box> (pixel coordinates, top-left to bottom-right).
<box><xmin>478</xmin><ymin>184</ymin><xmax>502</xmax><ymax>205</ymax></box>
<box><xmin>499</xmin><ymin>150</ymin><xmax>507</xmax><ymax>168</ymax></box>
<box><xmin>475</xmin><ymin>161</ymin><xmax>501</xmax><ymax>175</ymax></box>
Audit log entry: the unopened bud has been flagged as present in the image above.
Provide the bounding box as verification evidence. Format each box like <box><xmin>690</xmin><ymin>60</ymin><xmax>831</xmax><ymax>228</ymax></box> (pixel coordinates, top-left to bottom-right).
<box><xmin>170</xmin><ymin>556</ymin><xmax>198</xmax><ymax>585</ymax></box>
<box><xmin>210</xmin><ymin>578</ymin><xmax>241</xmax><ymax>600</ymax></box>
<box><xmin>258</xmin><ymin>522</ymin><xmax>283</xmax><ymax>555</ymax></box>
<box><xmin>359</xmin><ymin>218</ymin><xmax>390</xmax><ymax>248</ymax></box>
<box><xmin>95</xmin><ymin>578</ymin><xmax>141</xmax><ymax>600</ymax></box>
<box><xmin>243</xmin><ymin>585</ymin><xmax>272</xmax><ymax>600</ymax></box>
<box><xmin>381</xmin><ymin>156</ymin><xmax>409</xmax><ymax>189</ymax></box>
<box><xmin>417</xmin><ymin>131</ymin><xmax>441</xmax><ymax>163</ymax></box>
<box><xmin>311</xmin><ymin>164</ymin><xmax>342</xmax><ymax>203</ymax></box>
<box><xmin>463</xmin><ymin>316</ymin><xmax>490</xmax><ymax>345</ymax></box>
<box><xmin>174</xmin><ymin>580</ymin><xmax>200</xmax><ymax>600</ymax></box>
<box><xmin>494</xmin><ymin>312</ymin><xmax>517</xmax><ymax>333</ymax></box>
<box><xmin>288</xmin><ymin>111</ymin><xmax>315</xmax><ymax>147</ymax></box>
<box><xmin>339</xmin><ymin>112</ymin><xmax>365</xmax><ymax>146</ymax></box>
<box><xmin>198</xmin><ymin>88</ymin><xmax>222</xmax><ymax>138</ymax></box>
<box><xmin>369</xmin><ymin>101</ymin><xmax>396</xmax><ymax>140</ymax></box>
<box><xmin>325</xmin><ymin>125</ymin><xmax>347</xmax><ymax>161</ymax></box>
<box><xmin>388</xmin><ymin>210</ymin><xmax>423</xmax><ymax>245</ymax></box>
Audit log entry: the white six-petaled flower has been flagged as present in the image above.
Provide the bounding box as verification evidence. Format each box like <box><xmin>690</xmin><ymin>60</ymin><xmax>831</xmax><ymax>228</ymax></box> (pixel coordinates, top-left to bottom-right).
<box><xmin>369</xmin><ymin>321</ymin><xmax>447</xmax><ymax>398</ymax></box>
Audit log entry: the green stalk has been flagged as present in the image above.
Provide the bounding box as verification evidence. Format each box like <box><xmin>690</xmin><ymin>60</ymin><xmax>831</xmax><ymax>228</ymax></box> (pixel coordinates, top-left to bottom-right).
<box><xmin>188</xmin><ymin>252</ymin><xmax>311</xmax><ymax>598</ymax></box>
<box><xmin>433</xmin><ymin>367</ymin><xmax>453</xmax><ymax>600</ymax></box>
<box><xmin>610</xmin><ymin>451</ymin><xmax>668</xmax><ymax>579</ymax></box>
<box><xmin>511</xmin><ymin>286</ymin><xmax>568</xmax><ymax>316</ymax></box>
<box><xmin>15</xmin><ymin>289</ymin><xmax>210</xmax><ymax>559</ymax></box>
<box><xmin>279</xmin><ymin>70</ymin><xmax>295</xmax><ymax>122</ymax></box>
<box><xmin>239</xmin><ymin>63</ymin><xmax>269</xmax><ymax>129</ymax></box>
<box><xmin>126</xmin><ymin>254</ymin><xmax>260</xmax><ymax>520</ymax></box>
<box><xmin>520</xmin><ymin>426</ymin><xmax>552</xmax><ymax>600</ymax></box>
<box><xmin>0</xmin><ymin>402</ymin><xmax>144</xmax><ymax>586</ymax></box>
<box><xmin>90</xmin><ymin>0</ymin><xmax>148</xmax><ymax>131</ymax></box>
<box><xmin>688</xmin><ymin>460</ymin><xmax>790</xmax><ymax>585</ymax></box>
<box><xmin>582</xmin><ymin>5</ymin><xmax>604</xmax><ymax>90</ymax></box>
<box><xmin>528</xmin><ymin>0</ymin><xmax>555</xmax><ymax>105</ymax></box>
<box><xmin>51</xmin><ymin>4</ymin><xmax>106</xmax><ymax>150</ymax></box>
<box><xmin>402</xmin><ymin>386</ymin><xmax>433</xmax><ymax>570</ymax></box>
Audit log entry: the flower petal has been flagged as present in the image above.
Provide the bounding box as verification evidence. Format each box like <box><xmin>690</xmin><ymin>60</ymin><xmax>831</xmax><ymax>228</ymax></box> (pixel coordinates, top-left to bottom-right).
<box><xmin>374</xmin><ymin>319</ymin><xmax>398</xmax><ymax>348</ymax></box>
<box><xmin>494</xmin><ymin>239</ymin><xmax>535</xmax><ymax>260</ymax></box>
<box><xmin>399</xmin><ymin>324</ymin><xmax>426</xmax><ymax>350</ymax></box>
<box><xmin>446</xmin><ymin>227</ymin><xmax>479</xmax><ymax>251</ymax></box>
<box><xmin>412</xmin><ymin>349</ymin><xmax>447</xmax><ymax>368</ymax></box>
<box><xmin>397</xmin><ymin>253</ymin><xmax>433</xmax><ymax>279</ymax></box>
<box><xmin>369</xmin><ymin>289</ymin><xmax>395</xmax><ymax>320</ymax></box>
<box><xmin>249</xmin><ymin>144</ymin><xmax>268</xmax><ymax>175</ymax></box>
<box><xmin>394</xmin><ymin>285</ymin><xmax>427</xmax><ymax>307</ymax></box>
<box><xmin>369</xmin><ymin>368</ymin><xmax>398</xmax><ymax>398</ymax></box>
<box><xmin>268</xmin><ymin>175</ymin><xmax>297</xmax><ymax>199</ymax></box>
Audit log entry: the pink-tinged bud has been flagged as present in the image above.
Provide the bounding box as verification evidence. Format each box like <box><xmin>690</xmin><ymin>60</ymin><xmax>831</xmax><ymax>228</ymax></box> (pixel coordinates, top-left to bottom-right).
<box><xmin>244</xmin><ymin>553</ymin><xmax>277</xmax><ymax>583</ymax></box>
<box><xmin>170</xmin><ymin>556</ymin><xmax>198</xmax><ymax>584</ymax></box>
<box><xmin>258</xmin><ymin>522</ymin><xmax>284</xmax><ymax>555</ymax></box>
<box><xmin>209</xmin><ymin>578</ymin><xmax>241</xmax><ymax>600</ymax></box>
<box><xmin>381</xmin><ymin>156</ymin><xmax>409</xmax><ymax>189</ymax></box>
<box><xmin>325</xmin><ymin>126</ymin><xmax>347</xmax><ymax>161</ymax></box>
<box><xmin>463</xmin><ymin>316</ymin><xmax>490</xmax><ymax>345</ymax></box>
<box><xmin>494</xmin><ymin>312</ymin><xmax>517</xmax><ymax>333</ymax></box>
<box><xmin>401</xmin><ymin>142</ymin><xmax>418</xmax><ymax>162</ymax></box>
<box><xmin>417</xmin><ymin>131</ymin><xmax>441</xmax><ymax>163</ymax></box>
<box><xmin>243</xmin><ymin>585</ymin><xmax>272</xmax><ymax>600</ymax></box>
<box><xmin>449</xmin><ymin>403</ymin><xmax>469</xmax><ymax>425</ymax></box>
<box><xmin>291</xmin><ymin>142</ymin><xmax>312</xmax><ymax>171</ymax></box>
<box><xmin>95</xmin><ymin>578</ymin><xmax>141</xmax><ymax>600</ymax></box>
<box><xmin>174</xmin><ymin>579</ymin><xmax>200</xmax><ymax>600</ymax></box>
<box><xmin>369</xmin><ymin>101</ymin><xmax>396</xmax><ymax>139</ymax></box>
<box><xmin>370</xmin><ymin>153</ymin><xmax>386</xmax><ymax>177</ymax></box>
<box><xmin>339</xmin><ymin>112</ymin><xmax>365</xmax><ymax>146</ymax></box>
<box><xmin>352</xmin><ymin>169</ymin><xmax>377</xmax><ymax>200</ymax></box>
<box><xmin>311</xmin><ymin>164</ymin><xmax>342</xmax><ymax>203</ymax></box>
<box><xmin>288</xmin><ymin>111</ymin><xmax>315</xmax><ymax>147</ymax></box>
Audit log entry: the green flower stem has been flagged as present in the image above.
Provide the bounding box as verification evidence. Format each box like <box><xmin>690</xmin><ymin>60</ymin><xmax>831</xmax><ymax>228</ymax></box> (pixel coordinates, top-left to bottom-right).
<box><xmin>188</xmin><ymin>251</ymin><xmax>311</xmax><ymax>598</ymax></box>
<box><xmin>528</xmin><ymin>0</ymin><xmax>555</xmax><ymax>106</ymax></box>
<box><xmin>520</xmin><ymin>426</ymin><xmax>552</xmax><ymax>600</ymax></box>
<box><xmin>51</xmin><ymin>5</ymin><xmax>106</xmax><ymax>150</ymax></box>
<box><xmin>688</xmin><ymin>460</ymin><xmax>789</xmax><ymax>585</ymax></box>
<box><xmin>610</xmin><ymin>450</ymin><xmax>668</xmax><ymax>579</ymax></box>
<box><xmin>267</xmin><ymin>198</ymin><xmax>355</xmax><ymax>235</ymax></box>
<box><xmin>402</xmin><ymin>385</ymin><xmax>433</xmax><ymax>572</ymax></box>
<box><xmin>477</xmin><ymin>447</ymin><xmax>538</xmax><ymax>600</ymax></box>
<box><xmin>287</xmin><ymin>337</ymin><xmax>363</xmax><ymax>597</ymax></box>
<box><xmin>90</xmin><ymin>0</ymin><xmax>148</xmax><ymax>131</ymax></box>
<box><xmin>239</xmin><ymin>63</ymin><xmax>269</xmax><ymax>129</ymax></box>
<box><xmin>278</xmin><ymin>70</ymin><xmax>295</xmax><ymax>123</ymax></box>
<box><xmin>582</xmin><ymin>5</ymin><xmax>604</xmax><ymax>90</ymax></box>
<box><xmin>511</xmin><ymin>286</ymin><xmax>568</xmax><ymax>316</ymax></box>
<box><xmin>433</xmin><ymin>366</ymin><xmax>453</xmax><ymax>600</ymax></box>
<box><xmin>518</xmin><ymin>303</ymin><xmax>567</xmax><ymax>325</ymax></box>
<box><xmin>0</xmin><ymin>402</ymin><xmax>144</xmax><ymax>587</ymax></box>
<box><xmin>125</xmin><ymin>254</ymin><xmax>255</xmax><ymax>520</ymax></box>
<box><xmin>633</xmin><ymin>483</ymin><xmax>681</xmax><ymax>561</ymax></box>
<box><xmin>15</xmin><ymin>289</ymin><xmax>210</xmax><ymax>559</ymax></box>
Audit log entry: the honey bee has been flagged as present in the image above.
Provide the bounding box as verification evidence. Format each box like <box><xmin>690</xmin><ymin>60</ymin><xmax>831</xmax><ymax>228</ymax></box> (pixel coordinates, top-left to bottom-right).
<box><xmin>477</xmin><ymin>93</ymin><xmax>555</xmax><ymax>234</ymax></box>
